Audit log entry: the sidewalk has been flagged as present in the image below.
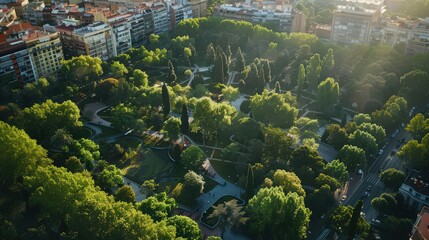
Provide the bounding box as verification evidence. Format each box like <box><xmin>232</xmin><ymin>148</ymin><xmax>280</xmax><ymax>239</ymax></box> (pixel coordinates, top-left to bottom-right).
<box><xmin>83</xmin><ymin>102</ymin><xmax>111</xmax><ymax>127</ymax></box>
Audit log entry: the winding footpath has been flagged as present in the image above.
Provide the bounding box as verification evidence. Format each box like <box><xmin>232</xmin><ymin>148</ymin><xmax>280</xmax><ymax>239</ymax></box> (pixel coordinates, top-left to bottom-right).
<box><xmin>84</xmin><ymin>102</ymin><xmax>248</xmax><ymax>239</ymax></box>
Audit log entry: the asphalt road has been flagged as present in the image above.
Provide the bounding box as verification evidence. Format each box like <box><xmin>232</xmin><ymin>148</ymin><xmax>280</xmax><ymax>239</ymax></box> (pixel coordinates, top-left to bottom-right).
<box><xmin>312</xmin><ymin>107</ymin><xmax>422</xmax><ymax>240</ymax></box>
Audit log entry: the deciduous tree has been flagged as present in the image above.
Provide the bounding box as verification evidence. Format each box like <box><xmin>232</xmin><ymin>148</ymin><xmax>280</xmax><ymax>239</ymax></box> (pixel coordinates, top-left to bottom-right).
<box><xmin>181</xmin><ymin>145</ymin><xmax>205</xmax><ymax>171</ymax></box>
<box><xmin>246</xmin><ymin>187</ymin><xmax>311</xmax><ymax>239</ymax></box>
<box><xmin>138</xmin><ymin>192</ymin><xmax>177</xmax><ymax>221</ymax></box>
<box><xmin>337</xmin><ymin>145</ymin><xmax>366</xmax><ymax>172</ymax></box>
<box><xmin>0</xmin><ymin>121</ymin><xmax>50</xmax><ymax>185</ymax></box>
<box><xmin>380</xmin><ymin>168</ymin><xmax>405</xmax><ymax>190</ymax></box>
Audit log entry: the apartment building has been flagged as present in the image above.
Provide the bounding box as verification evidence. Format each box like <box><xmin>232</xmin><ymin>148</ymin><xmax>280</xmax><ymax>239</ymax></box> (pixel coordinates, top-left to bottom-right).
<box><xmin>0</xmin><ymin>22</ymin><xmax>64</xmax><ymax>86</ymax></box>
<box><xmin>106</xmin><ymin>14</ymin><xmax>132</xmax><ymax>54</ymax></box>
<box><xmin>189</xmin><ymin>0</ymin><xmax>207</xmax><ymax>18</ymax></box>
<box><xmin>128</xmin><ymin>9</ymin><xmax>154</xmax><ymax>48</ymax></box>
<box><xmin>4</xmin><ymin>0</ymin><xmax>28</xmax><ymax>18</ymax></box>
<box><xmin>0</xmin><ymin>39</ymin><xmax>35</xmax><ymax>86</ymax></box>
<box><xmin>72</xmin><ymin>22</ymin><xmax>116</xmax><ymax>61</ymax></box>
<box><xmin>0</xmin><ymin>7</ymin><xmax>17</xmax><ymax>26</ymax></box>
<box><xmin>406</xmin><ymin>19</ymin><xmax>429</xmax><ymax>55</ymax></box>
<box><xmin>22</xmin><ymin>1</ymin><xmax>45</xmax><ymax>25</ymax></box>
<box><xmin>213</xmin><ymin>2</ymin><xmax>299</xmax><ymax>32</ymax></box>
<box><xmin>399</xmin><ymin>170</ymin><xmax>429</xmax><ymax>211</ymax></box>
<box><xmin>330</xmin><ymin>0</ymin><xmax>385</xmax><ymax>44</ymax></box>
<box><xmin>24</xmin><ymin>31</ymin><xmax>63</xmax><ymax>79</ymax></box>
<box><xmin>152</xmin><ymin>3</ymin><xmax>170</xmax><ymax>34</ymax></box>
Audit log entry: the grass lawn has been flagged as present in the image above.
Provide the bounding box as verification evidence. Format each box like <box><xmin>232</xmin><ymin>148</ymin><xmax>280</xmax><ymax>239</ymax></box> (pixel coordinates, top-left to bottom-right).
<box><xmin>200</xmin><ymin>195</ymin><xmax>245</xmax><ymax>228</ymax></box>
<box><xmin>305</xmin><ymin>112</ymin><xmax>338</xmax><ymax>127</ymax></box>
<box><xmin>94</xmin><ymin>125</ymin><xmax>121</xmax><ymax>138</ymax></box>
<box><xmin>210</xmin><ymin>160</ymin><xmax>240</xmax><ymax>183</ymax></box>
<box><xmin>116</xmin><ymin>137</ymin><xmax>141</xmax><ymax>149</ymax></box>
<box><xmin>141</xmin><ymin>132</ymin><xmax>163</xmax><ymax>146</ymax></box>
<box><xmin>120</xmin><ymin>148</ymin><xmax>174</xmax><ymax>183</ymax></box>
<box><xmin>97</xmin><ymin>107</ymin><xmax>113</xmax><ymax>119</ymax></box>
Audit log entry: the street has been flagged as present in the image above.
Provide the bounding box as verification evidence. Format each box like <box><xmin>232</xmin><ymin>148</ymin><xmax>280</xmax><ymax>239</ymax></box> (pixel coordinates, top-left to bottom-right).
<box><xmin>312</xmin><ymin>107</ymin><xmax>421</xmax><ymax>240</ymax></box>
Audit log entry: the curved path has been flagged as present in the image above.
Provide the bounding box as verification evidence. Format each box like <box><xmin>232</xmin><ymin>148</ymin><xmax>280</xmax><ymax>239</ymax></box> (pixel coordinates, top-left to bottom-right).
<box><xmin>86</xmin><ymin>102</ymin><xmax>248</xmax><ymax>239</ymax></box>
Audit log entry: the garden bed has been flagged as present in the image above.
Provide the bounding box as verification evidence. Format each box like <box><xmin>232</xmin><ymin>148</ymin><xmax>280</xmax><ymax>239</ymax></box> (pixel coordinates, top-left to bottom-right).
<box><xmin>210</xmin><ymin>160</ymin><xmax>241</xmax><ymax>184</ymax></box>
<box><xmin>120</xmin><ymin>148</ymin><xmax>174</xmax><ymax>183</ymax></box>
<box><xmin>200</xmin><ymin>195</ymin><xmax>245</xmax><ymax>228</ymax></box>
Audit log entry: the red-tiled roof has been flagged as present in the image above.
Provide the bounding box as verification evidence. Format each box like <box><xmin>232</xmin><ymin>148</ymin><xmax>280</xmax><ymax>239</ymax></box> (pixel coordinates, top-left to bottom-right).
<box><xmin>412</xmin><ymin>207</ymin><xmax>429</xmax><ymax>240</ymax></box>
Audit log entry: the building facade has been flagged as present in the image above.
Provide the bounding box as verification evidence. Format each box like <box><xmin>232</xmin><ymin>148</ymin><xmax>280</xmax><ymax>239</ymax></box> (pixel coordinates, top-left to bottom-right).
<box><xmin>399</xmin><ymin>170</ymin><xmax>429</xmax><ymax>211</ymax></box>
<box><xmin>0</xmin><ymin>40</ymin><xmax>35</xmax><ymax>86</ymax></box>
<box><xmin>72</xmin><ymin>22</ymin><xmax>116</xmax><ymax>61</ymax></box>
<box><xmin>406</xmin><ymin>19</ymin><xmax>429</xmax><ymax>55</ymax></box>
<box><xmin>330</xmin><ymin>0</ymin><xmax>385</xmax><ymax>44</ymax></box>
<box><xmin>24</xmin><ymin>31</ymin><xmax>63</xmax><ymax>79</ymax></box>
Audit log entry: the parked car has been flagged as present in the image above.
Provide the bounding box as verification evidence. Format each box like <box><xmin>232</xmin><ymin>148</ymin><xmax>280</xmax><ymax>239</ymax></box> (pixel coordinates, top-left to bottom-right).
<box><xmin>371</xmin><ymin>218</ymin><xmax>381</xmax><ymax>224</ymax></box>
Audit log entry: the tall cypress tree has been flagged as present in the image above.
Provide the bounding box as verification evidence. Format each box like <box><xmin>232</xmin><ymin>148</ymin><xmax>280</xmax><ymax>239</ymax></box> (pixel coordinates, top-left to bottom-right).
<box><xmin>297</xmin><ymin>64</ymin><xmax>306</xmax><ymax>99</ymax></box>
<box><xmin>235</xmin><ymin>47</ymin><xmax>245</xmax><ymax>72</ymax></box>
<box><xmin>262</xmin><ymin>59</ymin><xmax>271</xmax><ymax>83</ymax></box>
<box><xmin>245</xmin><ymin>164</ymin><xmax>254</xmax><ymax>202</ymax></box>
<box><xmin>212</xmin><ymin>54</ymin><xmax>225</xmax><ymax>84</ymax></box>
<box><xmin>245</xmin><ymin>63</ymin><xmax>259</xmax><ymax>91</ymax></box>
<box><xmin>321</xmin><ymin>48</ymin><xmax>335</xmax><ymax>81</ymax></box>
<box><xmin>221</xmin><ymin>51</ymin><xmax>229</xmax><ymax>78</ymax></box>
<box><xmin>257</xmin><ymin>67</ymin><xmax>265</xmax><ymax>94</ymax></box>
<box><xmin>167</xmin><ymin>60</ymin><xmax>177</xmax><ymax>84</ymax></box>
<box><xmin>274</xmin><ymin>81</ymin><xmax>281</xmax><ymax>93</ymax></box>
<box><xmin>347</xmin><ymin>200</ymin><xmax>363</xmax><ymax>240</ymax></box>
<box><xmin>180</xmin><ymin>103</ymin><xmax>189</xmax><ymax>135</ymax></box>
<box><xmin>162</xmin><ymin>82</ymin><xmax>170</xmax><ymax>118</ymax></box>
<box><xmin>206</xmin><ymin>42</ymin><xmax>216</xmax><ymax>64</ymax></box>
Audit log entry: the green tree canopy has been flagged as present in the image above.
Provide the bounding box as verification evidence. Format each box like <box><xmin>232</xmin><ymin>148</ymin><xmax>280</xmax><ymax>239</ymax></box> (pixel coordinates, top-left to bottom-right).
<box><xmin>131</xmin><ymin>69</ymin><xmax>148</xmax><ymax>87</ymax></box>
<box><xmin>371</xmin><ymin>193</ymin><xmax>397</xmax><ymax>215</ymax></box>
<box><xmin>166</xmin><ymin>215</ymin><xmax>202</xmax><ymax>240</ymax></box>
<box><xmin>325</xmin><ymin>124</ymin><xmax>349</xmax><ymax>150</ymax></box>
<box><xmin>329</xmin><ymin>205</ymin><xmax>369</xmax><ymax>237</ymax></box>
<box><xmin>323</xmin><ymin>160</ymin><xmax>348</xmax><ymax>183</ymax></box>
<box><xmin>357</xmin><ymin>123</ymin><xmax>386</xmax><ymax>147</ymax></box>
<box><xmin>246</xmin><ymin>187</ymin><xmax>311</xmax><ymax>239</ymax></box>
<box><xmin>65</xmin><ymin>156</ymin><xmax>83</xmax><ymax>173</ymax></box>
<box><xmin>183</xmin><ymin>171</ymin><xmax>205</xmax><ymax>199</ymax></box>
<box><xmin>61</xmin><ymin>55</ymin><xmax>103</xmax><ymax>85</ymax></box>
<box><xmin>406</xmin><ymin>113</ymin><xmax>429</xmax><ymax>140</ymax></box>
<box><xmin>15</xmin><ymin>100</ymin><xmax>82</xmax><ymax>141</ymax></box>
<box><xmin>250</xmin><ymin>90</ymin><xmax>298</xmax><ymax>128</ymax></box>
<box><xmin>138</xmin><ymin>192</ymin><xmax>177</xmax><ymax>221</ymax></box>
<box><xmin>233</xmin><ymin>117</ymin><xmax>261</xmax><ymax>144</ymax></box>
<box><xmin>115</xmin><ymin>185</ymin><xmax>136</xmax><ymax>203</ymax></box>
<box><xmin>306</xmin><ymin>53</ymin><xmax>322</xmax><ymax>91</ymax></box>
<box><xmin>267</xmin><ymin>169</ymin><xmax>306</xmax><ymax>197</ymax></box>
<box><xmin>181</xmin><ymin>145</ymin><xmax>205</xmax><ymax>171</ymax></box>
<box><xmin>191</xmin><ymin>97</ymin><xmax>237</xmax><ymax>141</ymax></box>
<box><xmin>348</xmin><ymin>130</ymin><xmax>378</xmax><ymax>156</ymax></box>
<box><xmin>380</xmin><ymin>168</ymin><xmax>406</xmax><ymax>190</ymax></box>
<box><xmin>95</xmin><ymin>164</ymin><xmax>123</xmax><ymax>191</ymax></box>
<box><xmin>208</xmin><ymin>199</ymin><xmax>248</xmax><ymax>238</ymax></box>
<box><xmin>161</xmin><ymin>117</ymin><xmax>181</xmax><ymax>140</ymax></box>
<box><xmin>316</xmin><ymin>77</ymin><xmax>339</xmax><ymax>113</ymax></box>
<box><xmin>110</xmin><ymin>61</ymin><xmax>128</xmax><ymax>78</ymax></box>
<box><xmin>337</xmin><ymin>145</ymin><xmax>366</xmax><ymax>172</ymax></box>
<box><xmin>0</xmin><ymin>121</ymin><xmax>50</xmax><ymax>185</ymax></box>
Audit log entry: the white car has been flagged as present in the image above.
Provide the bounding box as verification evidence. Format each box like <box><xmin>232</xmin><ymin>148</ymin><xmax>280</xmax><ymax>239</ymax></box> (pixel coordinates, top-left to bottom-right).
<box><xmin>371</xmin><ymin>218</ymin><xmax>381</xmax><ymax>224</ymax></box>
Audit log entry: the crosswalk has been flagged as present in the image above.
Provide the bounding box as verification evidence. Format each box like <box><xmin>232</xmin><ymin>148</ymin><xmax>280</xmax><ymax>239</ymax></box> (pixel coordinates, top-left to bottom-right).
<box><xmin>365</xmin><ymin>173</ymin><xmax>384</xmax><ymax>187</ymax></box>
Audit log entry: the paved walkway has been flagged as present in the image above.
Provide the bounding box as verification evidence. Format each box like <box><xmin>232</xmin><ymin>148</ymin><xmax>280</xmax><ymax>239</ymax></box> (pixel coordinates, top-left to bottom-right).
<box><xmin>85</xmin><ymin>101</ymin><xmax>248</xmax><ymax>239</ymax></box>
<box><xmin>123</xmin><ymin>175</ymin><xmax>147</xmax><ymax>202</ymax></box>
<box><xmin>83</xmin><ymin>102</ymin><xmax>111</xmax><ymax>127</ymax></box>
